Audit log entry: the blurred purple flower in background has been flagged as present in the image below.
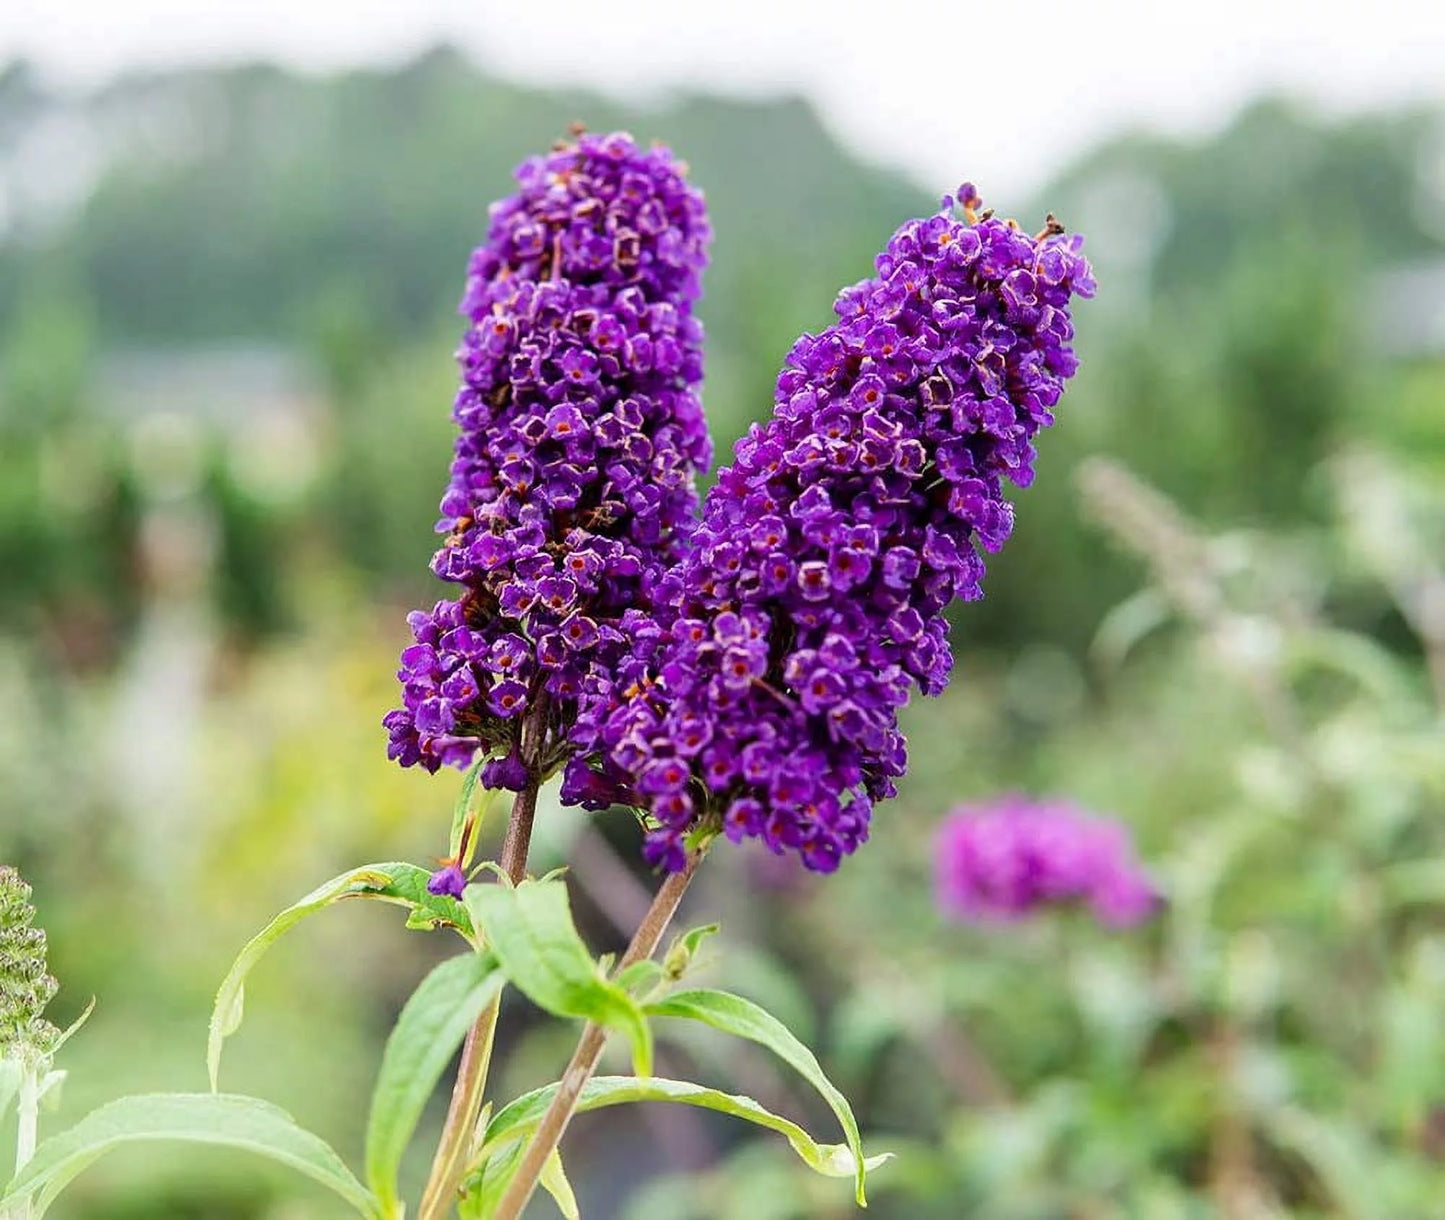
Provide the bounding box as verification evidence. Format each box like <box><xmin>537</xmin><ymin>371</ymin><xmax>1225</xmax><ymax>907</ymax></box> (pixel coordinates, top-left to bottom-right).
<box><xmin>384</xmin><ymin>131</ymin><xmax>713</xmax><ymax>779</ymax></box>
<box><xmin>579</xmin><ymin>189</ymin><xmax>1094</xmax><ymax>872</ymax></box>
<box><xmin>934</xmin><ymin>796</ymin><xmax>1158</xmax><ymax>928</ymax></box>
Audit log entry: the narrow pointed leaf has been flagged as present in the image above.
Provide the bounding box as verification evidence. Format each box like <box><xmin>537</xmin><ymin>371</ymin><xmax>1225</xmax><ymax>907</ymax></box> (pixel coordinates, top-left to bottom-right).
<box><xmin>208</xmin><ymin>862</ymin><xmax>471</xmax><ymax>1090</ymax></box>
<box><xmin>0</xmin><ymin>1093</ymin><xmax>377</xmax><ymax>1218</ymax></box>
<box><xmin>671</xmin><ymin>922</ymin><xmax>721</xmax><ymax>963</ymax></box>
<box><xmin>450</xmin><ymin>757</ymin><xmax>486</xmax><ymax>857</ymax></box>
<box><xmin>465</xmin><ymin>878</ymin><xmax>653</xmax><ymax>1076</ymax></box>
<box><xmin>52</xmin><ymin>997</ymin><xmax>97</xmax><ymax>1054</ymax></box>
<box><xmin>36</xmin><ymin>1068</ymin><xmax>66</xmax><ymax>1107</ymax></box>
<box><xmin>450</xmin><ymin>758</ymin><xmax>502</xmax><ymax>868</ymax></box>
<box><xmin>662</xmin><ymin>923</ymin><xmax>721</xmax><ymax>982</ymax></box>
<box><xmin>539</xmin><ymin>1149</ymin><xmax>580</xmax><ymax>1220</ymax></box>
<box><xmin>365</xmin><ymin>951</ymin><xmax>504</xmax><ymax>1217</ymax></box>
<box><xmin>481</xmin><ymin>1076</ymin><xmax>891</xmax><ymax>1194</ymax></box>
<box><xmin>646</xmin><ymin>988</ymin><xmax>874</xmax><ymax>1204</ymax></box>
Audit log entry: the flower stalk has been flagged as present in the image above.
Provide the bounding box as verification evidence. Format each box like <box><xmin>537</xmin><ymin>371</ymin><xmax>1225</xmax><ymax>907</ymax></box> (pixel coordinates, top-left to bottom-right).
<box><xmin>11</xmin><ymin>1064</ymin><xmax>39</xmax><ymax>1219</ymax></box>
<box><xmin>490</xmin><ymin>848</ymin><xmax>705</xmax><ymax>1220</ymax></box>
<box><xmin>419</xmin><ymin>699</ymin><xmax>549</xmax><ymax>1220</ymax></box>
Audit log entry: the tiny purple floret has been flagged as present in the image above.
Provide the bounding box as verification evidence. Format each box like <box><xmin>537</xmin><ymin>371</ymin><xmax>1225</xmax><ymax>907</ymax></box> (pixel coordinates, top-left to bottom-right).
<box><xmin>426</xmin><ymin>863</ymin><xmax>468</xmax><ymax>900</ymax></box>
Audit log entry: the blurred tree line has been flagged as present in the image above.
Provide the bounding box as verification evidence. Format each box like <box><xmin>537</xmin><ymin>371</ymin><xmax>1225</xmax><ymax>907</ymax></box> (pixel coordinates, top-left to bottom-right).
<box><xmin>2</xmin><ymin>52</ymin><xmax>1440</xmax><ymax>664</ymax></box>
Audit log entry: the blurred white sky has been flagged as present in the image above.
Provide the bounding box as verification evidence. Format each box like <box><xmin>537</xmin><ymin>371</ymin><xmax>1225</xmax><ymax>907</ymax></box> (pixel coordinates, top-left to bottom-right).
<box><xmin>2</xmin><ymin>0</ymin><xmax>1444</xmax><ymax>195</ymax></box>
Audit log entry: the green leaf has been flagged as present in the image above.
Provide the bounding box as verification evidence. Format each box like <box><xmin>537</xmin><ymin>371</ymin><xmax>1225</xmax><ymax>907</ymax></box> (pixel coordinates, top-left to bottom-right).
<box><xmin>481</xmin><ymin>1076</ymin><xmax>891</xmax><ymax>1195</ymax></box>
<box><xmin>457</xmin><ymin>1140</ymin><xmax>578</xmax><ymax>1219</ymax></box>
<box><xmin>539</xmin><ymin>1149</ymin><xmax>580</xmax><ymax>1220</ymax></box>
<box><xmin>646</xmin><ymin>988</ymin><xmax>875</xmax><ymax>1205</ymax></box>
<box><xmin>52</xmin><ymin>996</ymin><xmax>97</xmax><ymax>1054</ymax></box>
<box><xmin>458</xmin><ymin>1139</ymin><xmax>525</xmax><ymax>1219</ymax></box>
<box><xmin>450</xmin><ymin>758</ymin><xmax>501</xmax><ymax>869</ymax></box>
<box><xmin>451</xmin><ymin>757</ymin><xmax>486</xmax><ymax>854</ymax></box>
<box><xmin>0</xmin><ymin>1093</ymin><xmax>377</xmax><ymax>1218</ymax></box>
<box><xmin>615</xmin><ymin>959</ymin><xmax>667</xmax><ymax>997</ymax></box>
<box><xmin>365</xmin><ymin>952</ymin><xmax>504</xmax><ymax>1218</ymax></box>
<box><xmin>362</xmin><ymin>862</ymin><xmax>477</xmax><ymax>937</ymax></box>
<box><xmin>614</xmin><ymin>923</ymin><xmax>721</xmax><ymax>1006</ymax></box>
<box><xmin>208</xmin><ymin>862</ymin><xmax>472</xmax><ymax>1091</ymax></box>
<box><xmin>465</xmin><ymin>878</ymin><xmax>653</xmax><ymax>1076</ymax></box>
<box><xmin>37</xmin><ymin>1068</ymin><xmax>66</xmax><ymax>1108</ymax></box>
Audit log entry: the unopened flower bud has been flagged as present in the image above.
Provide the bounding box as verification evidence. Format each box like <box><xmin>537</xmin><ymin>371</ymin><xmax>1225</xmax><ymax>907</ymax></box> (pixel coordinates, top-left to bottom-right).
<box><xmin>0</xmin><ymin>866</ymin><xmax>60</xmax><ymax>1062</ymax></box>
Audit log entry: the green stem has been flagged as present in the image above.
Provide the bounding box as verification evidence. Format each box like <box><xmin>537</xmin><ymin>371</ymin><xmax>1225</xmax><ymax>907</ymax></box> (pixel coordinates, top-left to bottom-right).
<box><xmin>490</xmin><ymin>848</ymin><xmax>705</xmax><ymax>1220</ymax></box>
<box><xmin>418</xmin><ymin>700</ymin><xmax>548</xmax><ymax>1220</ymax></box>
<box><xmin>8</xmin><ymin>1060</ymin><xmax>39</xmax><ymax>1220</ymax></box>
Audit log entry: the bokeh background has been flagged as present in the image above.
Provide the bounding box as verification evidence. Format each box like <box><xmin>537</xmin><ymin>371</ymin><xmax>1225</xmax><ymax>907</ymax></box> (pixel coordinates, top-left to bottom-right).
<box><xmin>2</xmin><ymin>3</ymin><xmax>1445</xmax><ymax>1216</ymax></box>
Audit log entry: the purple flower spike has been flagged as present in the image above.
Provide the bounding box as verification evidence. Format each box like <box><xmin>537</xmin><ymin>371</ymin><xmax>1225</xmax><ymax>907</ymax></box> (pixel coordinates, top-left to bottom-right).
<box><xmin>385</xmin><ymin>131</ymin><xmax>713</xmax><ymax>784</ymax></box>
<box><xmin>933</xmin><ymin>796</ymin><xmax>1158</xmax><ymax>928</ymax></box>
<box><xmin>586</xmin><ymin>191</ymin><xmax>1093</xmax><ymax>871</ymax></box>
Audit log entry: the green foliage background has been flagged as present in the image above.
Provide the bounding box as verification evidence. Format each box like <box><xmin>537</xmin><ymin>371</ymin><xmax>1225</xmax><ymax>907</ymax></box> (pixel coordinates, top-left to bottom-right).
<box><xmin>1</xmin><ymin>48</ymin><xmax>1443</xmax><ymax>1218</ymax></box>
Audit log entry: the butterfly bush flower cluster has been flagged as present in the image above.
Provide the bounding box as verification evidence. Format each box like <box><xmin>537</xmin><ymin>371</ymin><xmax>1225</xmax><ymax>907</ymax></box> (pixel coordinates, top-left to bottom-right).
<box><xmin>934</xmin><ymin>797</ymin><xmax>1158</xmax><ymax>928</ymax></box>
<box><xmin>384</xmin><ymin>132</ymin><xmax>712</xmax><ymax>786</ymax></box>
<box><xmin>573</xmin><ymin>188</ymin><xmax>1095</xmax><ymax>872</ymax></box>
